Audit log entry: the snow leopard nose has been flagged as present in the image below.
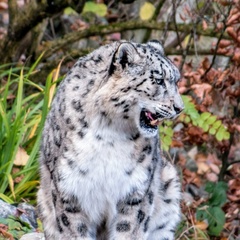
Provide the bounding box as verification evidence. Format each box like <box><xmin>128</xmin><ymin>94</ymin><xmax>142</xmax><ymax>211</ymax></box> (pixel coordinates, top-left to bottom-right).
<box><xmin>173</xmin><ymin>105</ymin><xmax>183</xmax><ymax>114</ymax></box>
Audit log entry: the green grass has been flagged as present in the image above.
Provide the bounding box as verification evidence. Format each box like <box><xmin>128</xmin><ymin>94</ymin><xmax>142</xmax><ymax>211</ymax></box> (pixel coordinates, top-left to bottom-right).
<box><xmin>176</xmin><ymin>219</ymin><xmax>211</xmax><ymax>239</ymax></box>
<box><xmin>0</xmin><ymin>55</ymin><xmax>61</xmax><ymax>204</ymax></box>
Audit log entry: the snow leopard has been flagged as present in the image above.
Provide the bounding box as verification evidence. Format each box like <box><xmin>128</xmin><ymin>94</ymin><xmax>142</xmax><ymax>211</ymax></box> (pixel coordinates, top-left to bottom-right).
<box><xmin>38</xmin><ymin>40</ymin><xmax>184</xmax><ymax>240</ymax></box>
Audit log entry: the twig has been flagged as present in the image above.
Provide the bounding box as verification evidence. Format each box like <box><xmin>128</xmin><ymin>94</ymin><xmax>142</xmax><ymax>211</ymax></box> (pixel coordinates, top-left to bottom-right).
<box><xmin>142</xmin><ymin>0</ymin><xmax>165</xmax><ymax>43</ymax></box>
<box><xmin>179</xmin><ymin>31</ymin><xmax>193</xmax><ymax>71</ymax></box>
<box><xmin>202</xmin><ymin>4</ymin><xmax>232</xmax><ymax>79</ymax></box>
<box><xmin>172</xmin><ymin>0</ymin><xmax>183</xmax><ymax>50</ymax></box>
<box><xmin>219</xmin><ymin>98</ymin><xmax>239</xmax><ymax>181</ymax></box>
<box><xmin>227</xmin><ymin>160</ymin><xmax>240</xmax><ymax>167</ymax></box>
<box><xmin>219</xmin><ymin>131</ymin><xmax>234</xmax><ymax>182</ymax></box>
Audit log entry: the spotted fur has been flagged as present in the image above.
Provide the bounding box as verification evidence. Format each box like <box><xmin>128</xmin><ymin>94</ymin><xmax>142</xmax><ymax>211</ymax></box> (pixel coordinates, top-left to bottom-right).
<box><xmin>38</xmin><ymin>40</ymin><xmax>184</xmax><ymax>240</ymax></box>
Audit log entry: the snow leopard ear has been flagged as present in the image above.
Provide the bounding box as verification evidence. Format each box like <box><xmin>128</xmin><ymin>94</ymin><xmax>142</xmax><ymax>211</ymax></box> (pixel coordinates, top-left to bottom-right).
<box><xmin>115</xmin><ymin>42</ymin><xmax>139</xmax><ymax>69</ymax></box>
<box><xmin>148</xmin><ymin>39</ymin><xmax>165</xmax><ymax>55</ymax></box>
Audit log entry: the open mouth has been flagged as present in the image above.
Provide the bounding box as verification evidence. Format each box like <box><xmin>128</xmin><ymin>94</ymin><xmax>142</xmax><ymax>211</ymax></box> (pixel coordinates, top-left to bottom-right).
<box><xmin>140</xmin><ymin>109</ymin><xmax>163</xmax><ymax>131</ymax></box>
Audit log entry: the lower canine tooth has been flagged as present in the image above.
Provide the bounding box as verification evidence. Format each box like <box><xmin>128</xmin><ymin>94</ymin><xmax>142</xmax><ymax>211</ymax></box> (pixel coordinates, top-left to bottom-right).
<box><xmin>150</xmin><ymin>119</ymin><xmax>158</xmax><ymax>125</ymax></box>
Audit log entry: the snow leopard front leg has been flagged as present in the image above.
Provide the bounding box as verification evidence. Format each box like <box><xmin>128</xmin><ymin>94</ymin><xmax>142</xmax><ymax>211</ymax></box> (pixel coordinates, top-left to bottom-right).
<box><xmin>39</xmin><ymin>188</ymin><xmax>97</xmax><ymax>240</ymax></box>
<box><xmin>110</xmin><ymin>190</ymin><xmax>155</xmax><ymax>240</ymax></box>
<box><xmin>38</xmin><ymin>168</ymin><xmax>96</xmax><ymax>240</ymax></box>
<box><xmin>148</xmin><ymin>158</ymin><xmax>181</xmax><ymax>240</ymax></box>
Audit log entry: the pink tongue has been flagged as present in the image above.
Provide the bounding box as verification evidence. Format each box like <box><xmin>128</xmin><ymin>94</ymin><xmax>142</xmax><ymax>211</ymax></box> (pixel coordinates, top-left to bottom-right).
<box><xmin>146</xmin><ymin>111</ymin><xmax>154</xmax><ymax>121</ymax></box>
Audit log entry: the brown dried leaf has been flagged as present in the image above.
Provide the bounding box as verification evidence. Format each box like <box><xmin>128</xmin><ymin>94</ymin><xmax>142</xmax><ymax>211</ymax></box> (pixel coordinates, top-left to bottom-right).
<box><xmin>195</xmin><ymin>221</ymin><xmax>208</xmax><ymax>230</ymax></box>
<box><xmin>184</xmin><ymin>5</ymin><xmax>192</xmax><ymax>18</ymax></box>
<box><xmin>0</xmin><ymin>223</ymin><xmax>8</xmax><ymax>231</ymax></box>
<box><xmin>233</xmin><ymin>124</ymin><xmax>240</xmax><ymax>132</ymax></box>
<box><xmin>206</xmin><ymin>172</ymin><xmax>218</xmax><ymax>182</ymax></box>
<box><xmin>183</xmin><ymin>168</ymin><xmax>201</xmax><ymax>186</ymax></box>
<box><xmin>202</xmin><ymin>20</ymin><xmax>208</xmax><ymax>30</ymax></box>
<box><xmin>216</xmin><ymin>22</ymin><xmax>224</xmax><ymax>31</ymax></box>
<box><xmin>202</xmin><ymin>95</ymin><xmax>213</xmax><ymax>106</ymax></box>
<box><xmin>0</xmin><ymin>2</ymin><xmax>7</xmax><ymax>10</ymax></box>
<box><xmin>71</xmin><ymin>19</ymin><xmax>89</xmax><ymax>31</ymax></box>
<box><xmin>218</xmin><ymin>40</ymin><xmax>232</xmax><ymax>48</ymax></box>
<box><xmin>179</xmin><ymin>13</ymin><xmax>187</xmax><ymax>22</ymax></box>
<box><xmin>192</xmin><ymin>72</ymin><xmax>201</xmax><ymax>83</ymax></box>
<box><xmin>197</xmin><ymin>68</ymin><xmax>205</xmax><ymax>76</ymax></box>
<box><xmin>227</xmin><ymin>27</ymin><xmax>238</xmax><ymax>41</ymax></box>
<box><xmin>216</xmin><ymin>69</ymin><xmax>230</xmax><ymax>86</ymax></box>
<box><xmin>228</xmin><ymin>194</ymin><xmax>240</xmax><ymax>202</ymax></box>
<box><xmin>171</xmin><ymin>139</ymin><xmax>184</xmax><ymax>148</ymax></box>
<box><xmin>227</xmin><ymin>12</ymin><xmax>240</xmax><ymax>25</ymax></box>
<box><xmin>232</xmin><ymin>48</ymin><xmax>240</xmax><ymax>63</ymax></box>
<box><xmin>0</xmin><ymin>228</ymin><xmax>14</xmax><ymax>240</ymax></box>
<box><xmin>219</xmin><ymin>0</ymin><xmax>232</xmax><ymax>6</ymax></box>
<box><xmin>197</xmin><ymin>162</ymin><xmax>209</xmax><ymax>175</ymax></box>
<box><xmin>179</xmin><ymin>86</ymin><xmax>187</xmax><ymax>94</ymax></box>
<box><xmin>206</xmin><ymin>68</ymin><xmax>219</xmax><ymax>83</ymax></box>
<box><xmin>209</xmin><ymin>163</ymin><xmax>220</xmax><ymax>174</ymax></box>
<box><xmin>196</xmin><ymin>153</ymin><xmax>207</xmax><ymax>162</ymax></box>
<box><xmin>183</xmin><ymin>62</ymin><xmax>193</xmax><ymax>74</ymax></box>
<box><xmin>201</xmin><ymin>57</ymin><xmax>210</xmax><ymax>70</ymax></box>
<box><xmin>191</xmin><ymin>83</ymin><xmax>212</xmax><ymax>100</ymax></box>
<box><xmin>229</xmin><ymin>7</ymin><xmax>239</xmax><ymax>16</ymax></box>
<box><xmin>188</xmin><ymin>126</ymin><xmax>203</xmax><ymax>137</ymax></box>
<box><xmin>233</xmin><ymin>88</ymin><xmax>240</xmax><ymax>97</ymax></box>
<box><xmin>14</xmin><ymin>147</ymin><xmax>29</xmax><ymax>166</ymax></box>
<box><xmin>207</xmin><ymin>153</ymin><xmax>222</xmax><ymax>165</ymax></box>
<box><xmin>217</xmin><ymin>48</ymin><xmax>231</xmax><ymax>55</ymax></box>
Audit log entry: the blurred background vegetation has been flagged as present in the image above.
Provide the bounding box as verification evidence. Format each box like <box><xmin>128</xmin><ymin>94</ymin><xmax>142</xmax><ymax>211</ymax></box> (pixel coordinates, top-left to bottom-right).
<box><xmin>0</xmin><ymin>0</ymin><xmax>239</xmax><ymax>239</ymax></box>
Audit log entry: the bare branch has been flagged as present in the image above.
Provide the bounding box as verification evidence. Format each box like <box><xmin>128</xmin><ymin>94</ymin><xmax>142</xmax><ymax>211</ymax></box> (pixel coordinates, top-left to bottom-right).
<box><xmin>227</xmin><ymin>160</ymin><xmax>240</xmax><ymax>167</ymax></box>
<box><xmin>179</xmin><ymin>31</ymin><xmax>193</xmax><ymax>71</ymax></box>
<box><xmin>0</xmin><ymin>0</ymin><xmax>86</xmax><ymax>63</ymax></box>
<box><xmin>39</xmin><ymin>20</ymin><xmax>231</xmax><ymax>60</ymax></box>
<box><xmin>7</xmin><ymin>1</ymin><xmax>85</xmax><ymax>41</ymax></box>
<box><xmin>165</xmin><ymin>48</ymin><xmax>230</xmax><ymax>56</ymax></box>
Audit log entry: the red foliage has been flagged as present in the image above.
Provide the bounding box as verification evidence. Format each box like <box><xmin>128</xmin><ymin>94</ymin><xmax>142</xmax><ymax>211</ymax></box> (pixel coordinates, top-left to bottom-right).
<box><xmin>175</xmin><ymin>2</ymin><xmax>240</xmax><ymax>238</ymax></box>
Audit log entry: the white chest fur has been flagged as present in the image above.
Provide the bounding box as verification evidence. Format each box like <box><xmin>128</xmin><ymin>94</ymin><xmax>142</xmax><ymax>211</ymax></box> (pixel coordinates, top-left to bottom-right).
<box><xmin>58</xmin><ymin>129</ymin><xmax>150</xmax><ymax>223</ymax></box>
